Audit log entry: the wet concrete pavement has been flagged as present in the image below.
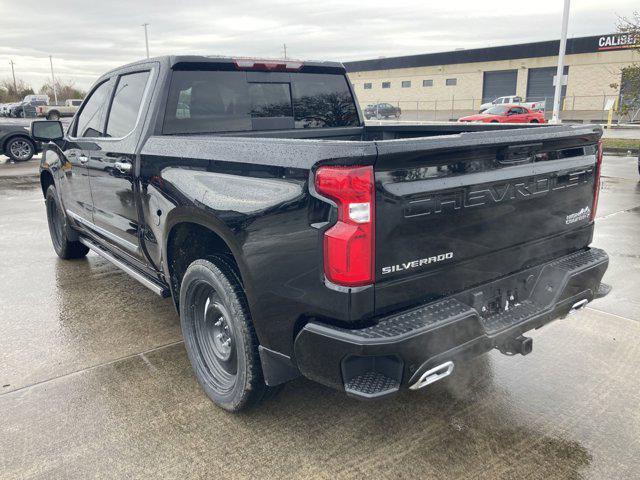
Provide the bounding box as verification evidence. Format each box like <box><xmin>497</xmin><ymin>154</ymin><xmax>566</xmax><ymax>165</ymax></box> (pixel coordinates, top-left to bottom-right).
<box><xmin>1</xmin><ymin>156</ymin><xmax>639</xmax><ymax>479</ymax></box>
<box><xmin>0</xmin><ymin>156</ymin><xmax>40</xmax><ymax>179</ymax></box>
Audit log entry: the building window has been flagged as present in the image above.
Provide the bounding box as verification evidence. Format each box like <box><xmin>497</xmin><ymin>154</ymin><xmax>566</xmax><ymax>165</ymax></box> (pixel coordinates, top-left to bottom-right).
<box><xmin>382</xmin><ymin>82</ymin><xmax>391</xmax><ymax>89</ymax></box>
<box><xmin>401</xmin><ymin>80</ymin><xmax>411</xmax><ymax>88</ymax></box>
<box><xmin>364</xmin><ymin>82</ymin><xmax>372</xmax><ymax>89</ymax></box>
<box><xmin>422</xmin><ymin>79</ymin><xmax>433</xmax><ymax>87</ymax></box>
<box><xmin>446</xmin><ymin>78</ymin><xmax>457</xmax><ymax>86</ymax></box>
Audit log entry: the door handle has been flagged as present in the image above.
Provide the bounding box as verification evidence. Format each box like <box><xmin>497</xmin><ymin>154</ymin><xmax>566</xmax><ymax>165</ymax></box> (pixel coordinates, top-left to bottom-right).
<box><xmin>78</xmin><ymin>155</ymin><xmax>89</xmax><ymax>165</ymax></box>
<box><xmin>114</xmin><ymin>161</ymin><xmax>132</xmax><ymax>174</ymax></box>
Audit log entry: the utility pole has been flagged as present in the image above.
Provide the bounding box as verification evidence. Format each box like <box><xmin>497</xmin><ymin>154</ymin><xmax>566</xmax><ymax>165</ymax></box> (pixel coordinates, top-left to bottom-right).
<box><xmin>49</xmin><ymin>55</ymin><xmax>58</xmax><ymax>105</ymax></box>
<box><xmin>142</xmin><ymin>23</ymin><xmax>150</xmax><ymax>59</ymax></box>
<box><xmin>283</xmin><ymin>44</ymin><xmax>287</xmax><ymax>59</ymax></box>
<box><xmin>9</xmin><ymin>60</ymin><xmax>17</xmax><ymax>94</ymax></box>
<box><xmin>550</xmin><ymin>0</ymin><xmax>570</xmax><ymax>124</ymax></box>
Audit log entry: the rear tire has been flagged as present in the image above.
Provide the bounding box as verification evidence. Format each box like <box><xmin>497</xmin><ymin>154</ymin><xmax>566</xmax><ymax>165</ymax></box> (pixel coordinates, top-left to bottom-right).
<box><xmin>530</xmin><ymin>119</ymin><xmax>539</xmax><ymax>123</ymax></box>
<box><xmin>45</xmin><ymin>185</ymin><xmax>89</xmax><ymax>259</ymax></box>
<box><xmin>490</xmin><ymin>120</ymin><xmax>499</xmax><ymax>123</ymax></box>
<box><xmin>6</xmin><ymin>137</ymin><xmax>35</xmax><ymax>162</ymax></box>
<box><xmin>180</xmin><ymin>257</ymin><xmax>275</xmax><ymax>412</ymax></box>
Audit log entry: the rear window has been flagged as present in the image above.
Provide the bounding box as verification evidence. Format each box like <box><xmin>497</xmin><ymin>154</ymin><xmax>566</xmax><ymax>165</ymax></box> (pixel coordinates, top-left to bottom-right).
<box><xmin>163</xmin><ymin>70</ymin><xmax>359</xmax><ymax>134</ymax></box>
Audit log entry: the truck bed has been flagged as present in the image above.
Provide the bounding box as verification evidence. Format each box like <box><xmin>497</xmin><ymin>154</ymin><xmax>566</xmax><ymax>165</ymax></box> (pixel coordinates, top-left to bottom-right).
<box><xmin>143</xmin><ymin>121</ymin><xmax>601</xmax><ymax>322</ymax></box>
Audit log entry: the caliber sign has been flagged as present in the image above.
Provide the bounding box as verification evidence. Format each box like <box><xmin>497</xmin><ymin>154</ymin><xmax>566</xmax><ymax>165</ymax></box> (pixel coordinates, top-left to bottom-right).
<box><xmin>597</xmin><ymin>34</ymin><xmax>639</xmax><ymax>51</ymax></box>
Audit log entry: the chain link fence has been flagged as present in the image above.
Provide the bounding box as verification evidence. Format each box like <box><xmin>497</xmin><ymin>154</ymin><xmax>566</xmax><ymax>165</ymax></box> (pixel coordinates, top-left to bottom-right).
<box><xmin>361</xmin><ymin>94</ymin><xmax>640</xmax><ymax>123</ymax></box>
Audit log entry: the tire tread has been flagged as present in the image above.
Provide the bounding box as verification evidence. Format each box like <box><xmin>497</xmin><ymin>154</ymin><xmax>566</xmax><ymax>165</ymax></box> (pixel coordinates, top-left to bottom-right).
<box><xmin>181</xmin><ymin>256</ymin><xmax>277</xmax><ymax>412</ymax></box>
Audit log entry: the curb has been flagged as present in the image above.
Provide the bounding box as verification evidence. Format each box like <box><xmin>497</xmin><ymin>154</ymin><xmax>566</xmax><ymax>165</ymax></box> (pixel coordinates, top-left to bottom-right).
<box><xmin>603</xmin><ymin>147</ymin><xmax>640</xmax><ymax>157</ymax></box>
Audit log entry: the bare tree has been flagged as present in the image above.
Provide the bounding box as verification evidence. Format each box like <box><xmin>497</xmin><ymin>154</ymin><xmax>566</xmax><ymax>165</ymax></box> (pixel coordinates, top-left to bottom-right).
<box><xmin>39</xmin><ymin>80</ymin><xmax>86</xmax><ymax>104</ymax></box>
<box><xmin>0</xmin><ymin>78</ymin><xmax>35</xmax><ymax>103</ymax></box>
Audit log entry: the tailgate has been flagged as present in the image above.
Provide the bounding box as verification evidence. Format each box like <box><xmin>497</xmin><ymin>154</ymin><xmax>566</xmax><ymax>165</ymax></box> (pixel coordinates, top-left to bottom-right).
<box><xmin>373</xmin><ymin>125</ymin><xmax>602</xmax><ymax>313</ymax></box>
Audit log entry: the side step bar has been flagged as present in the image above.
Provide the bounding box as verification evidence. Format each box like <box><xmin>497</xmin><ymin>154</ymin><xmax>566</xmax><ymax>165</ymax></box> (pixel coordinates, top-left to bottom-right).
<box><xmin>78</xmin><ymin>237</ymin><xmax>170</xmax><ymax>298</ymax></box>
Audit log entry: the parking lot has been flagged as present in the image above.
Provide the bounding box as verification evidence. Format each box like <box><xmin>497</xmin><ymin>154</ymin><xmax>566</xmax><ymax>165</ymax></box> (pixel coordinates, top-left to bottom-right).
<box><xmin>0</xmin><ymin>154</ymin><xmax>638</xmax><ymax>479</ymax></box>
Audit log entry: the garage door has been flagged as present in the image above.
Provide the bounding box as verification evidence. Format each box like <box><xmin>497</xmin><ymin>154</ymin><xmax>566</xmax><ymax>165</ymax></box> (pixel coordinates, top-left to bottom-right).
<box><xmin>482</xmin><ymin>70</ymin><xmax>518</xmax><ymax>103</ymax></box>
<box><xmin>526</xmin><ymin>66</ymin><xmax>568</xmax><ymax>105</ymax></box>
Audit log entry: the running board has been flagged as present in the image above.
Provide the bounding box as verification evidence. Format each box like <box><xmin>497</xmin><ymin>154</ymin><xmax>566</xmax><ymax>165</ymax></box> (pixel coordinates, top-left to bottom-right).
<box><xmin>78</xmin><ymin>237</ymin><xmax>170</xmax><ymax>298</ymax></box>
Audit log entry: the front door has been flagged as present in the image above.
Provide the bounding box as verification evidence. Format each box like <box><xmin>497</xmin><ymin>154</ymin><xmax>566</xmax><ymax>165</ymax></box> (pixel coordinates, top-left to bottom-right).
<box><xmin>505</xmin><ymin>106</ymin><xmax>527</xmax><ymax>123</ymax></box>
<box><xmin>87</xmin><ymin>70</ymin><xmax>153</xmax><ymax>261</ymax></box>
<box><xmin>55</xmin><ymin>140</ymin><xmax>93</xmax><ymax>223</ymax></box>
<box><xmin>59</xmin><ymin>79</ymin><xmax>113</xmax><ymax>225</ymax></box>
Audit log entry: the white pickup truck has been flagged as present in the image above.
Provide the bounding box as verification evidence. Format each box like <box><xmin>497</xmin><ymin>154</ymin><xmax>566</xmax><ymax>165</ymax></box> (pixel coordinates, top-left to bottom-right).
<box><xmin>36</xmin><ymin>99</ymin><xmax>83</xmax><ymax>120</ymax></box>
<box><xmin>479</xmin><ymin>95</ymin><xmax>545</xmax><ymax>113</ymax></box>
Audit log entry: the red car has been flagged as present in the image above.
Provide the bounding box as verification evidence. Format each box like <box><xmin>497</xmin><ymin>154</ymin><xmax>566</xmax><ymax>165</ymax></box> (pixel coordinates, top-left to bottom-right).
<box><xmin>459</xmin><ymin>104</ymin><xmax>545</xmax><ymax>123</ymax></box>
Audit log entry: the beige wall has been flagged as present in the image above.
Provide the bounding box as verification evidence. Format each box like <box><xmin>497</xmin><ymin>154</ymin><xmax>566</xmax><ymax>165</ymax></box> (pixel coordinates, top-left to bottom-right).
<box><xmin>348</xmin><ymin>49</ymin><xmax>638</xmax><ymax>111</ymax></box>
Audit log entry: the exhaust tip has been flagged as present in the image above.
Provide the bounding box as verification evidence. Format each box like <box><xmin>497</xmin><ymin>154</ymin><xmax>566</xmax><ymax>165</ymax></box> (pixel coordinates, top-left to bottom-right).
<box><xmin>410</xmin><ymin>361</ymin><xmax>454</xmax><ymax>390</ymax></box>
<box><xmin>569</xmin><ymin>299</ymin><xmax>589</xmax><ymax>314</ymax></box>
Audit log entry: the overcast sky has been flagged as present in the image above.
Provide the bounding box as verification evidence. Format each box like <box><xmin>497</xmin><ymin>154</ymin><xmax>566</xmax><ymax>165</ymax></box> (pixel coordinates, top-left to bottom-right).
<box><xmin>0</xmin><ymin>0</ymin><xmax>637</xmax><ymax>91</ymax></box>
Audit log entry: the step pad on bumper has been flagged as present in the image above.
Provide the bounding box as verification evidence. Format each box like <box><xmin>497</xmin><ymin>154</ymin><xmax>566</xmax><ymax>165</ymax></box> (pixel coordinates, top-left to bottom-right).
<box><xmin>332</xmin><ymin>298</ymin><xmax>475</xmax><ymax>341</ymax></box>
<box><xmin>481</xmin><ymin>300</ymin><xmax>542</xmax><ymax>335</ymax></box>
<box><xmin>344</xmin><ymin>371</ymin><xmax>400</xmax><ymax>399</ymax></box>
<box><xmin>549</xmin><ymin>248</ymin><xmax>608</xmax><ymax>271</ymax></box>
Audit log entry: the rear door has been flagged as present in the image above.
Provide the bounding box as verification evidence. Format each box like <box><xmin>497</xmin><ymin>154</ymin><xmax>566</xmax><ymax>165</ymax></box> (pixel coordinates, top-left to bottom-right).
<box><xmin>373</xmin><ymin>127</ymin><xmax>601</xmax><ymax>312</ymax></box>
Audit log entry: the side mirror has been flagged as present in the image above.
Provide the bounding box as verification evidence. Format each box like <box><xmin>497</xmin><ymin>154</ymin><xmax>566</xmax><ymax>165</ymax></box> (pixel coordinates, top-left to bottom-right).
<box><xmin>31</xmin><ymin>120</ymin><xmax>64</xmax><ymax>142</ymax></box>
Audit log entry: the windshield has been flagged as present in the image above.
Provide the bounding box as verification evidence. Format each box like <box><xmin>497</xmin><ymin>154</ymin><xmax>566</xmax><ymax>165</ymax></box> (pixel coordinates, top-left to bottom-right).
<box><xmin>484</xmin><ymin>105</ymin><xmax>509</xmax><ymax>115</ymax></box>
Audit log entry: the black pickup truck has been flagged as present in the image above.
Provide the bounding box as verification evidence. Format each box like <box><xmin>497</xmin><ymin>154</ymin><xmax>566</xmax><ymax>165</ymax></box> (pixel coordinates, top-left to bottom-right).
<box><xmin>33</xmin><ymin>56</ymin><xmax>610</xmax><ymax>412</ymax></box>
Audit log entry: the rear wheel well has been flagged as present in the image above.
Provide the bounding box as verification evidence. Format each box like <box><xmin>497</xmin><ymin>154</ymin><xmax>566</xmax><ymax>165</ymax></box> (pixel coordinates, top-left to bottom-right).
<box><xmin>40</xmin><ymin>170</ymin><xmax>54</xmax><ymax>197</ymax></box>
<box><xmin>166</xmin><ymin>222</ymin><xmax>240</xmax><ymax>305</ymax></box>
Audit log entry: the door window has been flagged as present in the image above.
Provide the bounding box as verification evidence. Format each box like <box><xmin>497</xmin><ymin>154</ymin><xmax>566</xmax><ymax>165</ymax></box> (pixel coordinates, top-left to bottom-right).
<box><xmin>75</xmin><ymin>81</ymin><xmax>112</xmax><ymax>138</ymax></box>
<box><xmin>106</xmin><ymin>71</ymin><xmax>151</xmax><ymax>138</ymax></box>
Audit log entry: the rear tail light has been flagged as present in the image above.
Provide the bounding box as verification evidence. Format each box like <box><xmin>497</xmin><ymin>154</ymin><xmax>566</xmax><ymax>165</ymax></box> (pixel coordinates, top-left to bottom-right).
<box><xmin>315</xmin><ymin>165</ymin><xmax>375</xmax><ymax>287</ymax></box>
<box><xmin>591</xmin><ymin>140</ymin><xmax>603</xmax><ymax>221</ymax></box>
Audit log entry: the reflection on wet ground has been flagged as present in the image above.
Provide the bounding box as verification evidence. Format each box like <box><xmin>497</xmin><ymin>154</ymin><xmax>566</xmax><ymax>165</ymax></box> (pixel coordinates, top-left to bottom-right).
<box><xmin>0</xmin><ymin>156</ymin><xmax>639</xmax><ymax>479</ymax></box>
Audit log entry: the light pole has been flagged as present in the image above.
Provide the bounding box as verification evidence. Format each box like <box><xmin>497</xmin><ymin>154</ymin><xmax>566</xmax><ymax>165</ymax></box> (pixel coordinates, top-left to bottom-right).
<box><xmin>142</xmin><ymin>23</ymin><xmax>150</xmax><ymax>59</ymax></box>
<box><xmin>49</xmin><ymin>55</ymin><xmax>58</xmax><ymax>105</ymax></box>
<box><xmin>9</xmin><ymin>60</ymin><xmax>17</xmax><ymax>94</ymax></box>
<box><xmin>550</xmin><ymin>0</ymin><xmax>570</xmax><ymax>124</ymax></box>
